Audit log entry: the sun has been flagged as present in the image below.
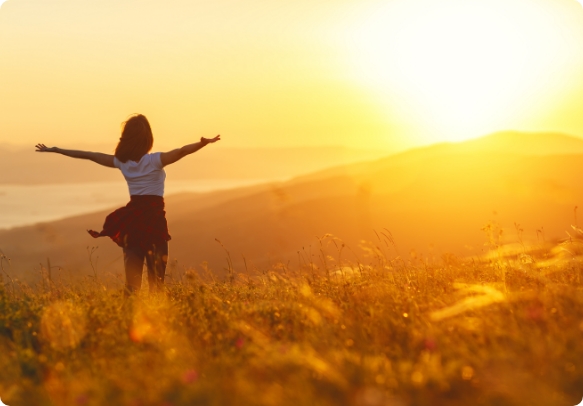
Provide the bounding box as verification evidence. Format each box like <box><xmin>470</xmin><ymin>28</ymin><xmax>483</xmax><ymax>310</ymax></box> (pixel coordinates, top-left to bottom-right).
<box><xmin>345</xmin><ymin>0</ymin><xmax>579</xmax><ymax>144</ymax></box>
<box><xmin>389</xmin><ymin>3</ymin><xmax>529</xmax><ymax>138</ymax></box>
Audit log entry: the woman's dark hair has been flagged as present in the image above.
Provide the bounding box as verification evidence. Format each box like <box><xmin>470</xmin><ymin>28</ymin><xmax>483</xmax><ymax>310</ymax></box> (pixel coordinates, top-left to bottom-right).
<box><xmin>115</xmin><ymin>114</ymin><xmax>154</xmax><ymax>163</ymax></box>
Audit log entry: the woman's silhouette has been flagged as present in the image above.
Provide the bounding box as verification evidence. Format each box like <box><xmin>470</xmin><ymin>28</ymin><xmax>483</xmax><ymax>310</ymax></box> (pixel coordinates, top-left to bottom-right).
<box><xmin>35</xmin><ymin>114</ymin><xmax>220</xmax><ymax>294</ymax></box>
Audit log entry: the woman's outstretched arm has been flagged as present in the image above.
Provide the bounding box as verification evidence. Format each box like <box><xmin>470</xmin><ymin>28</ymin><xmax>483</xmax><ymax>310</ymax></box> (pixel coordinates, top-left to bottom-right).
<box><xmin>160</xmin><ymin>135</ymin><xmax>220</xmax><ymax>167</ymax></box>
<box><xmin>35</xmin><ymin>144</ymin><xmax>115</xmax><ymax>168</ymax></box>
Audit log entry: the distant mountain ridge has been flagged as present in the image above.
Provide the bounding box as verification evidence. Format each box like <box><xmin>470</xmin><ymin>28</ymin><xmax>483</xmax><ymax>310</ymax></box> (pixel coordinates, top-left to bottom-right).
<box><xmin>445</xmin><ymin>131</ymin><xmax>583</xmax><ymax>155</ymax></box>
<box><xmin>2</xmin><ymin>130</ymin><xmax>583</xmax><ymax>281</ymax></box>
<box><xmin>289</xmin><ymin>131</ymin><xmax>583</xmax><ymax>185</ymax></box>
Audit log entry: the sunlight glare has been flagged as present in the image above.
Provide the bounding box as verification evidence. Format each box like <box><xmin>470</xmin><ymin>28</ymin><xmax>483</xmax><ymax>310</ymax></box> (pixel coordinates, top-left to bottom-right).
<box><xmin>346</xmin><ymin>0</ymin><xmax>580</xmax><ymax>143</ymax></box>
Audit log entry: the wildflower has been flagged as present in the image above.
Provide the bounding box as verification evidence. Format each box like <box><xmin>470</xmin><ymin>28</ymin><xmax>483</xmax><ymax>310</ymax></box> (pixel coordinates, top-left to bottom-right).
<box><xmin>75</xmin><ymin>394</ymin><xmax>88</xmax><ymax>405</ymax></box>
<box><xmin>423</xmin><ymin>338</ymin><xmax>437</xmax><ymax>352</ymax></box>
<box><xmin>526</xmin><ymin>303</ymin><xmax>545</xmax><ymax>322</ymax></box>
<box><xmin>182</xmin><ymin>369</ymin><xmax>199</xmax><ymax>384</ymax></box>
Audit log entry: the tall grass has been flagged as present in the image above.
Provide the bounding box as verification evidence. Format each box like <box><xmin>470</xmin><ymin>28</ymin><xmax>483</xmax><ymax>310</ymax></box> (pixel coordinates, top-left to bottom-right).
<box><xmin>0</xmin><ymin>234</ymin><xmax>582</xmax><ymax>406</ymax></box>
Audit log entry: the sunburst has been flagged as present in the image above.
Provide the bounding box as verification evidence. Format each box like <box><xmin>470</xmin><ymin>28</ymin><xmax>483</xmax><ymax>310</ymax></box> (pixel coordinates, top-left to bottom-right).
<box><xmin>345</xmin><ymin>0</ymin><xmax>581</xmax><ymax>144</ymax></box>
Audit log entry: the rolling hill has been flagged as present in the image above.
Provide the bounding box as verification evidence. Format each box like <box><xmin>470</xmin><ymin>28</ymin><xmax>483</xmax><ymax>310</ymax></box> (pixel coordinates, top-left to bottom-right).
<box><xmin>2</xmin><ymin>131</ymin><xmax>583</xmax><ymax>282</ymax></box>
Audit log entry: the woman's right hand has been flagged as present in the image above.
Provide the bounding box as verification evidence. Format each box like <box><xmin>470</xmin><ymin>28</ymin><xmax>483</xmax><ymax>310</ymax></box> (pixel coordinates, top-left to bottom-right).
<box><xmin>35</xmin><ymin>144</ymin><xmax>58</xmax><ymax>153</ymax></box>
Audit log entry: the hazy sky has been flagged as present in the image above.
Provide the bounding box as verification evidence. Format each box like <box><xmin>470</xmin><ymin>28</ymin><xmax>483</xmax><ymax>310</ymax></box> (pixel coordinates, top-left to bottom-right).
<box><xmin>1</xmin><ymin>0</ymin><xmax>583</xmax><ymax>151</ymax></box>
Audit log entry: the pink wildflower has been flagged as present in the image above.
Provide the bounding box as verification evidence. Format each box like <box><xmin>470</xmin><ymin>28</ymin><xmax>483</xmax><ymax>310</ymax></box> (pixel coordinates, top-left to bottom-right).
<box><xmin>424</xmin><ymin>338</ymin><xmax>437</xmax><ymax>352</ymax></box>
<box><xmin>76</xmin><ymin>394</ymin><xmax>88</xmax><ymax>405</ymax></box>
<box><xmin>182</xmin><ymin>369</ymin><xmax>199</xmax><ymax>384</ymax></box>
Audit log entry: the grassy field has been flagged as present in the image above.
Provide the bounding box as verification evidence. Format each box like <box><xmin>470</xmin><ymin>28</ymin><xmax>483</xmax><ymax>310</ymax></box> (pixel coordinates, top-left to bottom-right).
<box><xmin>0</xmin><ymin>233</ymin><xmax>583</xmax><ymax>406</ymax></box>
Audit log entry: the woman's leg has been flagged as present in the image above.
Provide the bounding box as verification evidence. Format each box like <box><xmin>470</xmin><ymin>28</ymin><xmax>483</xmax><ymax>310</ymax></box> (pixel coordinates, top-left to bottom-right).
<box><xmin>145</xmin><ymin>242</ymin><xmax>168</xmax><ymax>293</ymax></box>
<box><xmin>123</xmin><ymin>247</ymin><xmax>145</xmax><ymax>295</ymax></box>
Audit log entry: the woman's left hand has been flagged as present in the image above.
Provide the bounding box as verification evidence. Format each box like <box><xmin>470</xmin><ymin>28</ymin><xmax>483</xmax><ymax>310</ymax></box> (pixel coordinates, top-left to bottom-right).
<box><xmin>201</xmin><ymin>135</ymin><xmax>221</xmax><ymax>145</ymax></box>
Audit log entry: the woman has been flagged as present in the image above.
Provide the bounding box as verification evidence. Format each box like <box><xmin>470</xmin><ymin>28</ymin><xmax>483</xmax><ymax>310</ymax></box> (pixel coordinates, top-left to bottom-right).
<box><xmin>35</xmin><ymin>114</ymin><xmax>220</xmax><ymax>294</ymax></box>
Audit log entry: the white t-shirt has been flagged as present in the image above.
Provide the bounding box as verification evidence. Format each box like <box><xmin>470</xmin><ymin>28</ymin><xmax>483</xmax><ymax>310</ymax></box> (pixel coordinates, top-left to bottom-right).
<box><xmin>113</xmin><ymin>152</ymin><xmax>166</xmax><ymax>196</ymax></box>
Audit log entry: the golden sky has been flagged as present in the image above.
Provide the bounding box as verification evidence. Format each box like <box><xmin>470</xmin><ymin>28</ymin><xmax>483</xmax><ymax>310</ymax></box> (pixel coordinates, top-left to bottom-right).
<box><xmin>1</xmin><ymin>0</ymin><xmax>583</xmax><ymax>151</ymax></box>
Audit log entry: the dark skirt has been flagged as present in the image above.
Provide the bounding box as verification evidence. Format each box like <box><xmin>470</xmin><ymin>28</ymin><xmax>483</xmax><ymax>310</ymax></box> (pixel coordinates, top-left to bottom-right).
<box><xmin>88</xmin><ymin>195</ymin><xmax>171</xmax><ymax>253</ymax></box>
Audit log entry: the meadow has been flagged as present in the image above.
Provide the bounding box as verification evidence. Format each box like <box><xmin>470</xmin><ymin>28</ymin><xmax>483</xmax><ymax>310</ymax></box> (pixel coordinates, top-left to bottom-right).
<box><xmin>0</xmin><ymin>230</ymin><xmax>582</xmax><ymax>406</ymax></box>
